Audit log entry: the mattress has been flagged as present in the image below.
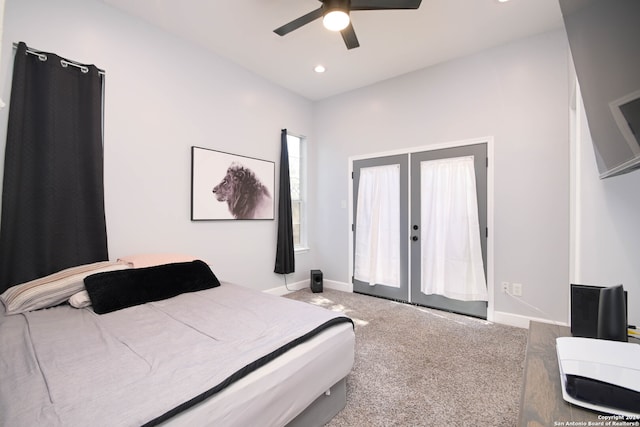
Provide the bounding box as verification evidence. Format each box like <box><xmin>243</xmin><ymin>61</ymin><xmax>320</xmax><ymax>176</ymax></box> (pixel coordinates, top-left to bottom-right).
<box><xmin>0</xmin><ymin>282</ymin><xmax>355</xmax><ymax>427</ymax></box>
<box><xmin>163</xmin><ymin>321</ymin><xmax>354</xmax><ymax>426</ymax></box>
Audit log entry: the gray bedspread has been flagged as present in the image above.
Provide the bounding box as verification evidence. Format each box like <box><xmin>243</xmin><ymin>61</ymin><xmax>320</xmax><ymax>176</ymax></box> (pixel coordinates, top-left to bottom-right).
<box><xmin>0</xmin><ymin>283</ymin><xmax>351</xmax><ymax>427</ymax></box>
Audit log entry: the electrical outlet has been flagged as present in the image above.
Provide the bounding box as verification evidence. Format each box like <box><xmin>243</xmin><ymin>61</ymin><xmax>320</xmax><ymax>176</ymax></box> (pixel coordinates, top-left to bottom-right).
<box><xmin>501</xmin><ymin>282</ymin><xmax>510</xmax><ymax>293</ymax></box>
<box><xmin>512</xmin><ymin>283</ymin><xmax>523</xmax><ymax>297</ymax></box>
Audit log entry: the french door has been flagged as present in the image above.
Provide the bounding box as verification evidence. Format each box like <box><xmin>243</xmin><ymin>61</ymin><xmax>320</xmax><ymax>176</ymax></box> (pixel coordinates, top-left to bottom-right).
<box><xmin>352</xmin><ymin>143</ymin><xmax>488</xmax><ymax>319</ymax></box>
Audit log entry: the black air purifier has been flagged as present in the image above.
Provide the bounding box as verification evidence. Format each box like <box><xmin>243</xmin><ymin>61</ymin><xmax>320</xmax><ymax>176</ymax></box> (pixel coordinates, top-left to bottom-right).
<box><xmin>310</xmin><ymin>270</ymin><xmax>323</xmax><ymax>293</ymax></box>
<box><xmin>570</xmin><ymin>284</ymin><xmax>628</xmax><ymax>339</ymax></box>
<box><xmin>597</xmin><ymin>285</ymin><xmax>628</xmax><ymax>342</ymax></box>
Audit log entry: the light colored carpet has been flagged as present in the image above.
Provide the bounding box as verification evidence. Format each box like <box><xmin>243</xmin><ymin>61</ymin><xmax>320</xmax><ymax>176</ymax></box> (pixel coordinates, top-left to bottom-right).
<box><xmin>284</xmin><ymin>288</ymin><xmax>527</xmax><ymax>427</ymax></box>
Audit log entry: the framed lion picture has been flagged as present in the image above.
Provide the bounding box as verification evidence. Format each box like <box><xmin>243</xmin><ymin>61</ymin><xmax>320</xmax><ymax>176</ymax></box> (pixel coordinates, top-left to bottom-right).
<box><xmin>191</xmin><ymin>146</ymin><xmax>275</xmax><ymax>220</ymax></box>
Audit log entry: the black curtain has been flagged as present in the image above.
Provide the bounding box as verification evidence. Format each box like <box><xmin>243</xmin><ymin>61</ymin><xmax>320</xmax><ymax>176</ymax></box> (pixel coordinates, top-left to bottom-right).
<box><xmin>274</xmin><ymin>129</ymin><xmax>295</xmax><ymax>274</ymax></box>
<box><xmin>0</xmin><ymin>42</ymin><xmax>108</xmax><ymax>292</ymax></box>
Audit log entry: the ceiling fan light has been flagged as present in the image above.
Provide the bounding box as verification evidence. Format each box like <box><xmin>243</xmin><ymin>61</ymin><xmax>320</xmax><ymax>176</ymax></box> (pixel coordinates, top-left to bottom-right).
<box><xmin>323</xmin><ymin>10</ymin><xmax>350</xmax><ymax>32</ymax></box>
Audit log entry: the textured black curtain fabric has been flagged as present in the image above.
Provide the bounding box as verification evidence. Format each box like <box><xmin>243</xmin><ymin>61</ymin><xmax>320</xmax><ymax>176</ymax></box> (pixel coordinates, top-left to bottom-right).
<box><xmin>274</xmin><ymin>129</ymin><xmax>295</xmax><ymax>274</ymax></box>
<box><xmin>0</xmin><ymin>42</ymin><xmax>108</xmax><ymax>292</ymax></box>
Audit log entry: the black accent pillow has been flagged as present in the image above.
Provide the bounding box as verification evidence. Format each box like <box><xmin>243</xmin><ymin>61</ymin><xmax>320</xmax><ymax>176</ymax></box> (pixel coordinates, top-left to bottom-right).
<box><xmin>84</xmin><ymin>260</ymin><xmax>220</xmax><ymax>314</ymax></box>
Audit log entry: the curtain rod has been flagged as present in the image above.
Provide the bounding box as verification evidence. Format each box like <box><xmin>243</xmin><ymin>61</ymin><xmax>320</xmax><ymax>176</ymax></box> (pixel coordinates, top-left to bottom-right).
<box><xmin>12</xmin><ymin>42</ymin><xmax>106</xmax><ymax>76</ymax></box>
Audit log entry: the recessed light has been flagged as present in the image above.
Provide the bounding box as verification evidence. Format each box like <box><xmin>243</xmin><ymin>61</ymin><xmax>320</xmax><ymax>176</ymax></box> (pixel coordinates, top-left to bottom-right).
<box><xmin>314</xmin><ymin>65</ymin><xmax>326</xmax><ymax>73</ymax></box>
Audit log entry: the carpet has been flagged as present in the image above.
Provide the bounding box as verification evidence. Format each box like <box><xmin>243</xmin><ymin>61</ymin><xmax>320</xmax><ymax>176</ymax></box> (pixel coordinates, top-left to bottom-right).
<box><xmin>284</xmin><ymin>288</ymin><xmax>527</xmax><ymax>427</ymax></box>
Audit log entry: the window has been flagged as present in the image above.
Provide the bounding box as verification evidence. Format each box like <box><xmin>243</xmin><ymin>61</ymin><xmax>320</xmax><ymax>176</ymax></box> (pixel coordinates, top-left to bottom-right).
<box><xmin>287</xmin><ymin>133</ymin><xmax>307</xmax><ymax>250</ymax></box>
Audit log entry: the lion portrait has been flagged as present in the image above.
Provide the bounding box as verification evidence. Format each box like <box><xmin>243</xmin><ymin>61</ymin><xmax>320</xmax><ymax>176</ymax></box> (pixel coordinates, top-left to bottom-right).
<box><xmin>212</xmin><ymin>162</ymin><xmax>272</xmax><ymax>219</ymax></box>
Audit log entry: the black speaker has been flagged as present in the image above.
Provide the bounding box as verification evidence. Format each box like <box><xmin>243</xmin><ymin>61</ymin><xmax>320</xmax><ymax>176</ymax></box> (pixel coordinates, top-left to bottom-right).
<box><xmin>597</xmin><ymin>285</ymin><xmax>628</xmax><ymax>342</ymax></box>
<box><xmin>310</xmin><ymin>269</ymin><xmax>323</xmax><ymax>293</ymax></box>
<box><xmin>570</xmin><ymin>284</ymin><xmax>627</xmax><ymax>339</ymax></box>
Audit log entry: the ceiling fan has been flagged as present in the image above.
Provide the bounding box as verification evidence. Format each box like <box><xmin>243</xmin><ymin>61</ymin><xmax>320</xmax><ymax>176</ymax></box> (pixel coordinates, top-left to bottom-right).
<box><xmin>273</xmin><ymin>0</ymin><xmax>423</xmax><ymax>50</ymax></box>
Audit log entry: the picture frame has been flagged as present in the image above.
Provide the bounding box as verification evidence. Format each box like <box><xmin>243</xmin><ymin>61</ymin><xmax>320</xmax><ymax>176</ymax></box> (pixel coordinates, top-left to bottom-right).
<box><xmin>191</xmin><ymin>146</ymin><xmax>275</xmax><ymax>220</ymax></box>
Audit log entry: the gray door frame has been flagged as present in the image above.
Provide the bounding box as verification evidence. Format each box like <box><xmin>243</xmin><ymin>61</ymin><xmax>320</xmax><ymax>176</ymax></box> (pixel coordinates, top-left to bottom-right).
<box><xmin>348</xmin><ymin>138</ymin><xmax>495</xmax><ymax>321</ymax></box>
<box><xmin>352</xmin><ymin>154</ymin><xmax>409</xmax><ymax>301</ymax></box>
<box><xmin>410</xmin><ymin>143</ymin><xmax>488</xmax><ymax>318</ymax></box>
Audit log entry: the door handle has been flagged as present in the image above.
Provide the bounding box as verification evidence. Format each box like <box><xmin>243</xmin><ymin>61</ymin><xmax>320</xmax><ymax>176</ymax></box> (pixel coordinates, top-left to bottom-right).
<box><xmin>412</xmin><ymin>236</ymin><xmax>418</xmax><ymax>241</ymax></box>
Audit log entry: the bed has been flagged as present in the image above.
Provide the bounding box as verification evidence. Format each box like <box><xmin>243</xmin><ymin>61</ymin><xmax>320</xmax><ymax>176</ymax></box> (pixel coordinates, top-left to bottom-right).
<box><xmin>0</xmin><ymin>259</ymin><xmax>355</xmax><ymax>427</ymax></box>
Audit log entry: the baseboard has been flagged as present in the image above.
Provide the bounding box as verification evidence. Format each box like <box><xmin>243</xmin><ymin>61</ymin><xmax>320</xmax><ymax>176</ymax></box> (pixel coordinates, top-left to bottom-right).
<box><xmin>264</xmin><ymin>280</ymin><xmax>308</xmax><ymax>296</ymax></box>
<box><xmin>493</xmin><ymin>311</ymin><xmax>569</xmax><ymax>329</ymax></box>
<box><xmin>323</xmin><ymin>279</ymin><xmax>352</xmax><ymax>293</ymax></box>
<box><xmin>265</xmin><ymin>279</ymin><xmax>352</xmax><ymax>296</ymax></box>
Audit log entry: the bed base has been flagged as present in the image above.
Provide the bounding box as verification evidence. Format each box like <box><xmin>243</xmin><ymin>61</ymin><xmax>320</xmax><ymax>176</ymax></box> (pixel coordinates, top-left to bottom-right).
<box><xmin>286</xmin><ymin>377</ymin><xmax>347</xmax><ymax>427</ymax></box>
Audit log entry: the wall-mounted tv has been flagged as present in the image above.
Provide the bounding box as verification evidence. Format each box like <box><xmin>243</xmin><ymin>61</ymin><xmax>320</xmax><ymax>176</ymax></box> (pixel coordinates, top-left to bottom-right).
<box><xmin>559</xmin><ymin>0</ymin><xmax>640</xmax><ymax>178</ymax></box>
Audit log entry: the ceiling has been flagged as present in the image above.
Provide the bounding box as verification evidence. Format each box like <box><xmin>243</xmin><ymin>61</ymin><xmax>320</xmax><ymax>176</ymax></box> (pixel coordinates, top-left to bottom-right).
<box><xmin>100</xmin><ymin>0</ymin><xmax>565</xmax><ymax>101</ymax></box>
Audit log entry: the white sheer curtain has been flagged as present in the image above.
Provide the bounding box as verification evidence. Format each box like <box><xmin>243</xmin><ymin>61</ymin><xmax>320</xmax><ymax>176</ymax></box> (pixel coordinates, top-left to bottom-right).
<box><xmin>420</xmin><ymin>156</ymin><xmax>488</xmax><ymax>301</ymax></box>
<box><xmin>354</xmin><ymin>164</ymin><xmax>401</xmax><ymax>288</ymax></box>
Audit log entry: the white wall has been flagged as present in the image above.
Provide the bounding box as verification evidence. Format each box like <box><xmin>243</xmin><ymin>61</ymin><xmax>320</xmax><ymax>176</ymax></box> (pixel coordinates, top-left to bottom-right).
<box><xmin>0</xmin><ymin>0</ymin><xmax>4</xmax><ymax>99</ymax></box>
<box><xmin>313</xmin><ymin>30</ymin><xmax>571</xmax><ymax>324</ymax></box>
<box><xmin>573</xmin><ymin>87</ymin><xmax>640</xmax><ymax>328</ymax></box>
<box><xmin>0</xmin><ymin>0</ymin><xmax>316</xmax><ymax>291</ymax></box>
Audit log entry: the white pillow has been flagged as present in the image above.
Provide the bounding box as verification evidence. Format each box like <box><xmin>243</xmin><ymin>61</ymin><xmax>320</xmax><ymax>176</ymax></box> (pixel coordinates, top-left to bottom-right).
<box><xmin>0</xmin><ymin>261</ymin><xmax>130</xmax><ymax>315</ymax></box>
<box><xmin>117</xmin><ymin>253</ymin><xmax>199</xmax><ymax>268</ymax></box>
<box><xmin>69</xmin><ymin>290</ymin><xmax>92</xmax><ymax>308</ymax></box>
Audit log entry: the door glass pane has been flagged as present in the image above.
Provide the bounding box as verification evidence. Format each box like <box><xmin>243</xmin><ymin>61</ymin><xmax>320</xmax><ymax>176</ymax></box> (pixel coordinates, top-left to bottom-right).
<box><xmin>354</xmin><ymin>164</ymin><xmax>401</xmax><ymax>288</ymax></box>
<box><xmin>420</xmin><ymin>156</ymin><xmax>488</xmax><ymax>301</ymax></box>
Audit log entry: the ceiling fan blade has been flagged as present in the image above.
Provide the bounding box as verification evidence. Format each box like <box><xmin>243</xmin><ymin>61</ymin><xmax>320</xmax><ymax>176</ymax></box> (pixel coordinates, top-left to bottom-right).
<box><xmin>350</xmin><ymin>0</ymin><xmax>422</xmax><ymax>10</ymax></box>
<box><xmin>341</xmin><ymin>23</ymin><xmax>360</xmax><ymax>50</ymax></box>
<box><xmin>274</xmin><ymin>7</ymin><xmax>324</xmax><ymax>36</ymax></box>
